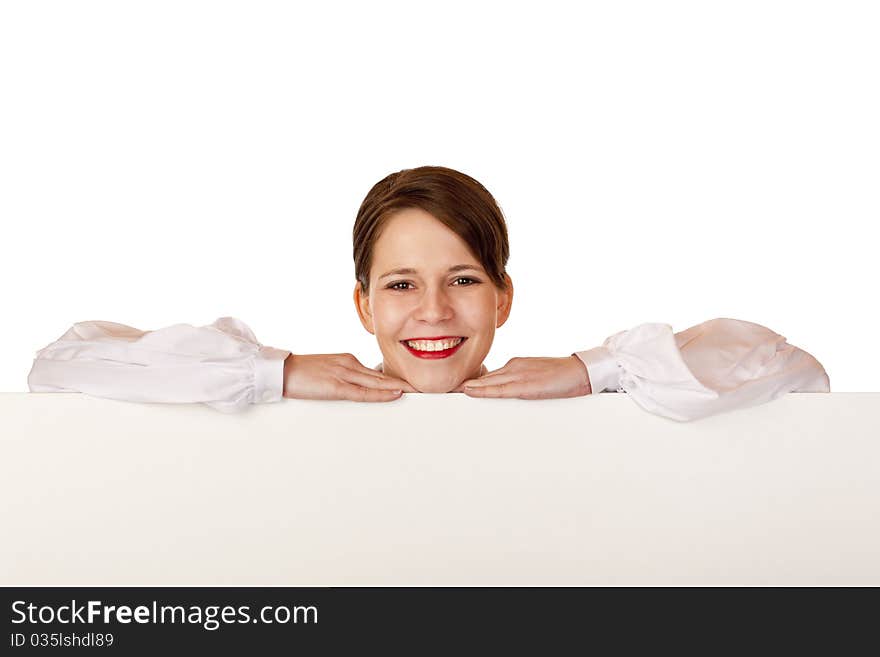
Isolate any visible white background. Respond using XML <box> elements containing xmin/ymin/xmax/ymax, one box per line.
<box><xmin>1</xmin><ymin>0</ymin><xmax>877</xmax><ymax>391</ymax></box>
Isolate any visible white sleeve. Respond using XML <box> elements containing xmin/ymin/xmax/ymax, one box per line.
<box><xmin>573</xmin><ymin>317</ymin><xmax>830</xmax><ymax>422</ymax></box>
<box><xmin>27</xmin><ymin>316</ymin><xmax>290</xmax><ymax>413</ymax></box>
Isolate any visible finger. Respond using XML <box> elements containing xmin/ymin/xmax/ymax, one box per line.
<box><xmin>341</xmin><ymin>362</ymin><xmax>418</xmax><ymax>392</ymax></box>
<box><xmin>354</xmin><ymin>370</ymin><xmax>417</xmax><ymax>393</ymax></box>
<box><xmin>463</xmin><ymin>380</ymin><xmax>538</xmax><ymax>398</ymax></box>
<box><xmin>340</xmin><ymin>368</ymin><xmax>414</xmax><ymax>392</ymax></box>
<box><xmin>384</xmin><ymin>380</ymin><xmax>417</xmax><ymax>393</ymax></box>
<box><xmin>458</xmin><ymin>371</ymin><xmax>522</xmax><ymax>388</ymax></box>
<box><xmin>395</xmin><ymin>380</ymin><xmax>418</xmax><ymax>393</ymax></box>
<box><xmin>455</xmin><ymin>359</ymin><xmax>529</xmax><ymax>389</ymax></box>
<box><xmin>344</xmin><ymin>359</ymin><xmax>394</xmax><ymax>380</ymax></box>
<box><xmin>338</xmin><ymin>383</ymin><xmax>404</xmax><ymax>402</ymax></box>
<box><xmin>372</xmin><ymin>374</ymin><xmax>417</xmax><ymax>393</ymax></box>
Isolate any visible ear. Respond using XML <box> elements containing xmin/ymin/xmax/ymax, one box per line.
<box><xmin>353</xmin><ymin>281</ymin><xmax>375</xmax><ymax>334</ymax></box>
<box><xmin>495</xmin><ymin>273</ymin><xmax>514</xmax><ymax>328</ymax></box>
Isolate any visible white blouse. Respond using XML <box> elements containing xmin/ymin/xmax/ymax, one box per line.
<box><xmin>27</xmin><ymin>317</ymin><xmax>290</xmax><ymax>414</ymax></box>
<box><xmin>27</xmin><ymin>316</ymin><xmax>829</xmax><ymax>421</ymax></box>
<box><xmin>574</xmin><ymin>318</ymin><xmax>829</xmax><ymax>421</ymax></box>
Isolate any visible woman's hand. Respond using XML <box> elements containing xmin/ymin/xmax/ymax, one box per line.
<box><xmin>456</xmin><ymin>356</ymin><xmax>592</xmax><ymax>399</ymax></box>
<box><xmin>283</xmin><ymin>353</ymin><xmax>416</xmax><ymax>402</ymax></box>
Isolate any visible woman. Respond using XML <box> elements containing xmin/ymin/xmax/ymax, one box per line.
<box><xmin>28</xmin><ymin>166</ymin><xmax>830</xmax><ymax>421</ymax></box>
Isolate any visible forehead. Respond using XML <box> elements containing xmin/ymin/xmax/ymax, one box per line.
<box><xmin>372</xmin><ymin>208</ymin><xmax>480</xmax><ymax>271</ymax></box>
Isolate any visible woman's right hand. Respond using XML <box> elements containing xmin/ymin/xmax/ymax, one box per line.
<box><xmin>282</xmin><ymin>353</ymin><xmax>415</xmax><ymax>402</ymax></box>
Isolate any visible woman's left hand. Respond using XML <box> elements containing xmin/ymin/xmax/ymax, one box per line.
<box><xmin>455</xmin><ymin>356</ymin><xmax>592</xmax><ymax>399</ymax></box>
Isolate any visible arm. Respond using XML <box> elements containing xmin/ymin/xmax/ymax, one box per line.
<box><xmin>461</xmin><ymin>317</ymin><xmax>829</xmax><ymax>422</ymax></box>
<box><xmin>28</xmin><ymin>317</ymin><xmax>413</xmax><ymax>412</ymax></box>
<box><xmin>27</xmin><ymin>317</ymin><xmax>290</xmax><ymax>413</ymax></box>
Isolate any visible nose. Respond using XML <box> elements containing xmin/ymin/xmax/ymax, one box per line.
<box><xmin>413</xmin><ymin>285</ymin><xmax>454</xmax><ymax>324</ymax></box>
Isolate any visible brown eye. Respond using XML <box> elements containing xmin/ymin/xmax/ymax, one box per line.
<box><xmin>453</xmin><ymin>277</ymin><xmax>479</xmax><ymax>286</ymax></box>
<box><xmin>387</xmin><ymin>281</ymin><xmax>413</xmax><ymax>290</ymax></box>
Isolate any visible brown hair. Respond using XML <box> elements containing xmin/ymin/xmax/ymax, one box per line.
<box><xmin>353</xmin><ymin>165</ymin><xmax>510</xmax><ymax>294</ymax></box>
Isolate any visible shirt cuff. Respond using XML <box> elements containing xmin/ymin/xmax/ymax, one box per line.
<box><xmin>254</xmin><ymin>346</ymin><xmax>290</xmax><ymax>404</ymax></box>
<box><xmin>573</xmin><ymin>347</ymin><xmax>621</xmax><ymax>394</ymax></box>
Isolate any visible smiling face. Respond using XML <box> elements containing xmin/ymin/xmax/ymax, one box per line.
<box><xmin>354</xmin><ymin>207</ymin><xmax>513</xmax><ymax>393</ymax></box>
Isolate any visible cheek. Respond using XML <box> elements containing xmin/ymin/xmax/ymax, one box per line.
<box><xmin>457</xmin><ymin>295</ymin><xmax>497</xmax><ymax>334</ymax></box>
<box><xmin>371</xmin><ymin>297</ymin><xmax>411</xmax><ymax>337</ymax></box>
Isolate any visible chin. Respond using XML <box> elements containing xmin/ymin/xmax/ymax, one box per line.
<box><xmin>407</xmin><ymin>373</ymin><xmax>464</xmax><ymax>394</ymax></box>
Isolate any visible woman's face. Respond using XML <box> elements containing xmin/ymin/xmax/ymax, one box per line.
<box><xmin>354</xmin><ymin>207</ymin><xmax>513</xmax><ymax>393</ymax></box>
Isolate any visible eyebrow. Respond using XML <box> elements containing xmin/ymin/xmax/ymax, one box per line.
<box><xmin>378</xmin><ymin>264</ymin><xmax>484</xmax><ymax>279</ymax></box>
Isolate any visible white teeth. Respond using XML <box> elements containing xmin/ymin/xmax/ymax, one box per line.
<box><xmin>405</xmin><ymin>337</ymin><xmax>463</xmax><ymax>352</ymax></box>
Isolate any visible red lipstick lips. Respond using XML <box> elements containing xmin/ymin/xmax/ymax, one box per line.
<box><xmin>401</xmin><ymin>337</ymin><xmax>466</xmax><ymax>359</ymax></box>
